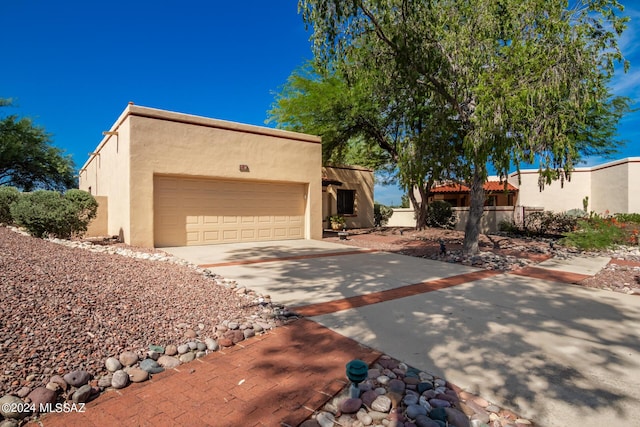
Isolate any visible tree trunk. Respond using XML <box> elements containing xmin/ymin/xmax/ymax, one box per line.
<box><xmin>463</xmin><ymin>167</ymin><xmax>485</xmax><ymax>255</ymax></box>
<box><xmin>409</xmin><ymin>183</ymin><xmax>429</xmax><ymax>230</ymax></box>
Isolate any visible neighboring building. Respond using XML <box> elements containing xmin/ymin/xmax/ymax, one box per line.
<box><xmin>392</xmin><ymin>157</ymin><xmax>640</xmax><ymax>232</ymax></box>
<box><xmin>429</xmin><ymin>181</ymin><xmax>518</xmax><ymax>207</ymax></box>
<box><xmin>322</xmin><ymin>166</ymin><xmax>375</xmax><ymax>229</ymax></box>
<box><xmin>508</xmin><ymin>157</ymin><xmax>640</xmax><ymax>214</ymax></box>
<box><xmin>80</xmin><ymin>104</ymin><xmax>327</xmax><ymax>248</ymax></box>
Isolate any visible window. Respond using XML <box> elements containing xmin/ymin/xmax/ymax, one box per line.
<box><xmin>337</xmin><ymin>189</ymin><xmax>355</xmax><ymax>215</ymax></box>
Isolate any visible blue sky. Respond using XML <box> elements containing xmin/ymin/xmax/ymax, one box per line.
<box><xmin>1</xmin><ymin>1</ymin><xmax>639</xmax><ymax>206</ymax></box>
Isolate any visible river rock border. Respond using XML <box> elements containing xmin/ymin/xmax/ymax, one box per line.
<box><xmin>0</xmin><ymin>228</ymin><xmax>300</xmax><ymax>426</ymax></box>
<box><xmin>303</xmin><ymin>355</ymin><xmax>534</xmax><ymax>427</ymax></box>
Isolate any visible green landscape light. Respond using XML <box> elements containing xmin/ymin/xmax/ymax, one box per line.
<box><xmin>346</xmin><ymin>359</ymin><xmax>368</xmax><ymax>398</ymax></box>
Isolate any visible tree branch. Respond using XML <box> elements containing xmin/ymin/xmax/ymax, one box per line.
<box><xmin>358</xmin><ymin>2</ymin><xmax>463</xmax><ymax>119</ymax></box>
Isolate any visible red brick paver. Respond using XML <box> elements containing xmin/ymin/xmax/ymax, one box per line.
<box><xmin>294</xmin><ymin>270</ymin><xmax>502</xmax><ymax>317</ymax></box>
<box><xmin>35</xmin><ymin>319</ymin><xmax>381</xmax><ymax>427</ymax></box>
<box><xmin>509</xmin><ymin>266</ymin><xmax>590</xmax><ymax>284</ymax></box>
<box><xmin>609</xmin><ymin>258</ymin><xmax>640</xmax><ymax>267</ymax></box>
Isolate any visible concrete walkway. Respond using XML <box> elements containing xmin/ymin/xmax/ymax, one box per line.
<box><xmin>38</xmin><ymin>242</ymin><xmax>640</xmax><ymax>427</ymax></box>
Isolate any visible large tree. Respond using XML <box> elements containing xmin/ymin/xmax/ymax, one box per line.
<box><xmin>298</xmin><ymin>0</ymin><xmax>631</xmax><ymax>254</ymax></box>
<box><xmin>269</xmin><ymin>62</ymin><xmax>464</xmax><ymax>229</ymax></box>
<box><xmin>0</xmin><ymin>100</ymin><xmax>76</xmax><ymax>191</ymax></box>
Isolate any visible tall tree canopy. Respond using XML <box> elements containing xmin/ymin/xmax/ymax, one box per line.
<box><xmin>294</xmin><ymin>0</ymin><xmax>631</xmax><ymax>254</ymax></box>
<box><xmin>0</xmin><ymin>99</ymin><xmax>76</xmax><ymax>191</ymax></box>
<box><xmin>269</xmin><ymin>61</ymin><xmax>465</xmax><ymax>228</ymax></box>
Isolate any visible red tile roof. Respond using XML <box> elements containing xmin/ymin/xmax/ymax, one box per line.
<box><xmin>431</xmin><ymin>181</ymin><xmax>517</xmax><ymax>193</ymax></box>
<box><xmin>431</xmin><ymin>183</ymin><xmax>470</xmax><ymax>193</ymax></box>
<box><xmin>483</xmin><ymin>181</ymin><xmax>518</xmax><ymax>192</ymax></box>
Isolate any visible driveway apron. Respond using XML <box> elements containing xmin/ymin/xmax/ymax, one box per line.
<box><xmin>202</xmin><ymin>242</ymin><xmax>640</xmax><ymax>427</ymax></box>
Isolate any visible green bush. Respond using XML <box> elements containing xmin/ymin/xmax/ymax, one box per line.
<box><xmin>64</xmin><ymin>189</ymin><xmax>98</xmax><ymax>234</ymax></box>
<box><xmin>0</xmin><ymin>186</ymin><xmax>21</xmax><ymax>224</ymax></box>
<box><xmin>561</xmin><ymin>216</ymin><xmax>626</xmax><ymax>250</ymax></box>
<box><xmin>614</xmin><ymin>213</ymin><xmax>640</xmax><ymax>224</ymax></box>
<box><xmin>10</xmin><ymin>190</ymin><xmax>97</xmax><ymax>238</ymax></box>
<box><xmin>426</xmin><ymin>201</ymin><xmax>457</xmax><ymax>229</ymax></box>
<box><xmin>498</xmin><ymin>219</ymin><xmax>520</xmax><ymax>233</ymax></box>
<box><xmin>374</xmin><ymin>202</ymin><xmax>393</xmax><ymax>227</ymax></box>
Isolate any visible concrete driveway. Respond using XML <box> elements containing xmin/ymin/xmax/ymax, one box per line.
<box><xmin>164</xmin><ymin>241</ymin><xmax>640</xmax><ymax>427</ymax></box>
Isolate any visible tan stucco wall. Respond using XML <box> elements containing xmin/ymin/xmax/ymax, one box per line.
<box><xmin>322</xmin><ymin>166</ymin><xmax>374</xmax><ymax>228</ymax></box>
<box><xmin>508</xmin><ymin>169</ymin><xmax>591</xmax><ymax>212</ymax></box>
<box><xmin>591</xmin><ymin>160</ymin><xmax>629</xmax><ymax>214</ymax></box>
<box><xmin>79</xmin><ymin>109</ymin><xmax>131</xmax><ymax>242</ymax></box>
<box><xmin>628</xmin><ymin>160</ymin><xmax>640</xmax><ymax>214</ymax></box>
<box><xmin>83</xmin><ymin>196</ymin><xmax>108</xmax><ymax>237</ymax></box>
<box><xmin>510</xmin><ymin>158</ymin><xmax>640</xmax><ymax>215</ymax></box>
<box><xmin>388</xmin><ymin>208</ymin><xmax>414</xmax><ymax>227</ymax></box>
<box><xmin>81</xmin><ymin>104</ymin><xmax>322</xmax><ymax>247</ymax></box>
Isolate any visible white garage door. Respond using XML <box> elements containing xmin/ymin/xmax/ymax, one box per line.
<box><xmin>154</xmin><ymin>176</ymin><xmax>306</xmax><ymax>247</ymax></box>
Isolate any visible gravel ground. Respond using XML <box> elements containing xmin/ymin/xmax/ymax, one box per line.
<box><xmin>0</xmin><ymin>226</ymin><xmax>280</xmax><ymax>399</ymax></box>
<box><xmin>2</xmin><ymin>224</ymin><xmax>638</xmax><ymax>426</ymax></box>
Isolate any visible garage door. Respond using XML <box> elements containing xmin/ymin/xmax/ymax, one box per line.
<box><xmin>154</xmin><ymin>176</ymin><xmax>306</xmax><ymax>247</ymax></box>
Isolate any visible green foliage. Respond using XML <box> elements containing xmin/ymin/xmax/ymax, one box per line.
<box><xmin>327</xmin><ymin>214</ymin><xmax>345</xmax><ymax>225</ymax></box>
<box><xmin>400</xmin><ymin>193</ymin><xmax>410</xmax><ymax>208</ymax></box>
<box><xmin>64</xmin><ymin>189</ymin><xmax>98</xmax><ymax>235</ymax></box>
<box><xmin>614</xmin><ymin>213</ymin><xmax>640</xmax><ymax>224</ymax></box>
<box><xmin>561</xmin><ymin>212</ymin><xmax>640</xmax><ymax>249</ymax></box>
<box><xmin>1</xmin><ymin>100</ymin><xmax>76</xmax><ymax>191</ymax></box>
<box><xmin>582</xmin><ymin>196</ymin><xmax>589</xmax><ymax>212</ymax></box>
<box><xmin>10</xmin><ymin>190</ymin><xmax>97</xmax><ymax>238</ymax></box>
<box><xmin>0</xmin><ymin>186</ymin><xmax>20</xmax><ymax>224</ymax></box>
<box><xmin>561</xmin><ymin>216</ymin><xmax>626</xmax><ymax>250</ymax></box>
<box><xmin>297</xmin><ymin>0</ymin><xmax>631</xmax><ymax>254</ymax></box>
<box><xmin>498</xmin><ymin>219</ymin><xmax>520</xmax><ymax>234</ymax></box>
<box><xmin>374</xmin><ymin>202</ymin><xmax>393</xmax><ymax>227</ymax></box>
<box><xmin>426</xmin><ymin>201</ymin><xmax>457</xmax><ymax>229</ymax></box>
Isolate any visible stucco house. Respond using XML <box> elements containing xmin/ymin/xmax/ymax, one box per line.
<box><xmin>508</xmin><ymin>157</ymin><xmax>640</xmax><ymax>214</ymax></box>
<box><xmin>390</xmin><ymin>157</ymin><xmax>640</xmax><ymax>232</ymax></box>
<box><xmin>80</xmin><ymin>104</ymin><xmax>373</xmax><ymax>248</ymax></box>
<box><xmin>322</xmin><ymin>165</ymin><xmax>374</xmax><ymax>229</ymax></box>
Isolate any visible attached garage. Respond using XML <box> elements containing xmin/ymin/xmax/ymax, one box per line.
<box><xmin>79</xmin><ymin>104</ymin><xmax>322</xmax><ymax>248</ymax></box>
<box><xmin>154</xmin><ymin>175</ymin><xmax>306</xmax><ymax>247</ymax></box>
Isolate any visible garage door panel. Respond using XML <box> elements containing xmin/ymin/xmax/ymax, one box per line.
<box><xmin>241</xmin><ymin>229</ymin><xmax>255</xmax><ymax>239</ymax></box>
<box><xmin>154</xmin><ymin>176</ymin><xmax>306</xmax><ymax>246</ymax></box>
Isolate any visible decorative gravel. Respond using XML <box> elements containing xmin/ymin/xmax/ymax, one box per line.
<box><xmin>0</xmin><ymin>226</ymin><xmax>285</xmax><ymax>400</ymax></box>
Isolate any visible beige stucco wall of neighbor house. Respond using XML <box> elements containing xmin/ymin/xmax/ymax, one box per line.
<box><xmin>628</xmin><ymin>160</ymin><xmax>640</xmax><ymax>214</ymax></box>
<box><xmin>591</xmin><ymin>160</ymin><xmax>628</xmax><ymax>214</ymax></box>
<box><xmin>322</xmin><ymin>166</ymin><xmax>375</xmax><ymax>228</ymax></box>
<box><xmin>510</xmin><ymin>158</ymin><xmax>640</xmax><ymax>215</ymax></box>
<box><xmin>81</xmin><ymin>104</ymin><xmax>322</xmax><ymax>248</ymax></box>
<box><xmin>388</xmin><ymin>208</ymin><xmax>414</xmax><ymax>227</ymax></box>
<box><xmin>508</xmin><ymin>169</ymin><xmax>592</xmax><ymax>212</ymax></box>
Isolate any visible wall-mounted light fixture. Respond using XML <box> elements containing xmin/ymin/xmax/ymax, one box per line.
<box><xmin>239</xmin><ymin>165</ymin><xmax>250</xmax><ymax>172</ymax></box>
